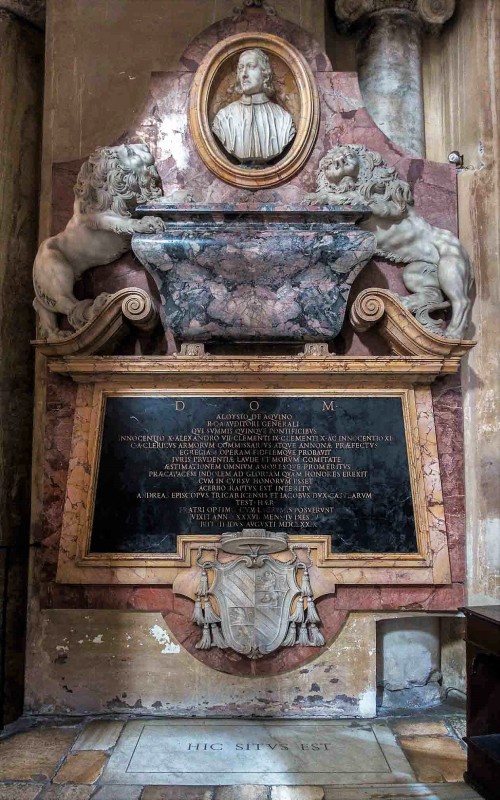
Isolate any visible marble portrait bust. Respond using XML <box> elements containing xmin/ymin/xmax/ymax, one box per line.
<box><xmin>211</xmin><ymin>48</ymin><xmax>296</xmax><ymax>165</ymax></box>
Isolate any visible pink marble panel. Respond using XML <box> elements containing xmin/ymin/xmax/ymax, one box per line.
<box><xmin>431</xmin><ymin>376</ymin><xmax>466</xmax><ymax>583</ymax></box>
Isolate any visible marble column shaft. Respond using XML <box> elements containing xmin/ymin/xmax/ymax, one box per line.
<box><xmin>356</xmin><ymin>9</ymin><xmax>425</xmax><ymax>155</ymax></box>
<box><xmin>334</xmin><ymin>1</ymin><xmax>456</xmax><ymax>156</ymax></box>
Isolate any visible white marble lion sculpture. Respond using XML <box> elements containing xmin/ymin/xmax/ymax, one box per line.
<box><xmin>33</xmin><ymin>143</ymin><xmax>165</xmax><ymax>339</ymax></box>
<box><xmin>304</xmin><ymin>144</ymin><xmax>473</xmax><ymax>339</ymax></box>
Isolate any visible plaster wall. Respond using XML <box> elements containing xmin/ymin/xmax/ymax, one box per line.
<box><xmin>39</xmin><ymin>0</ymin><xmax>325</xmax><ymax>238</ymax></box>
<box><xmin>423</xmin><ymin>0</ymin><xmax>500</xmax><ymax>604</ymax></box>
<box><xmin>25</xmin><ymin>609</ymin><xmax>453</xmax><ymax>718</ymax></box>
<box><xmin>25</xmin><ymin>610</ymin><xmax>376</xmax><ymax>717</ymax></box>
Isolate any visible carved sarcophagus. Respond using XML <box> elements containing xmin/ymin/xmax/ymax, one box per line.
<box><xmin>132</xmin><ymin>203</ymin><xmax>375</xmax><ymax>342</ymax></box>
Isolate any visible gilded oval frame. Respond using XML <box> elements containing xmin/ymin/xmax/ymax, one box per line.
<box><xmin>189</xmin><ymin>32</ymin><xmax>320</xmax><ymax>189</ymax></box>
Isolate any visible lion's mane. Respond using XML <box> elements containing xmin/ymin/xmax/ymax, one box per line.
<box><xmin>315</xmin><ymin>144</ymin><xmax>414</xmax><ymax>218</ymax></box>
<box><xmin>74</xmin><ymin>145</ymin><xmax>163</xmax><ymax>217</ymax></box>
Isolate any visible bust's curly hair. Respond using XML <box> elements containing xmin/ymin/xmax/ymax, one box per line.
<box><xmin>74</xmin><ymin>145</ymin><xmax>163</xmax><ymax>216</ymax></box>
<box><xmin>234</xmin><ymin>48</ymin><xmax>275</xmax><ymax>97</ymax></box>
<box><xmin>315</xmin><ymin>144</ymin><xmax>413</xmax><ymax>218</ymax></box>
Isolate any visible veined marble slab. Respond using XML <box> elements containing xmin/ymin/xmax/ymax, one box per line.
<box><xmin>103</xmin><ymin>720</ymin><xmax>415</xmax><ymax>786</ymax></box>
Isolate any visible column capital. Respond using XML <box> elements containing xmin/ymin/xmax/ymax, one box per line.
<box><xmin>334</xmin><ymin>0</ymin><xmax>455</xmax><ymax>31</ymax></box>
<box><xmin>0</xmin><ymin>0</ymin><xmax>45</xmax><ymax>29</ymax></box>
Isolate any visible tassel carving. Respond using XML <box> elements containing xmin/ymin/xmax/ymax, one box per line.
<box><xmin>195</xmin><ymin>623</ymin><xmax>212</xmax><ymax>650</ymax></box>
<box><xmin>298</xmin><ymin>622</ymin><xmax>310</xmax><ymax>646</ymax></box>
<box><xmin>282</xmin><ymin>621</ymin><xmax>297</xmax><ymax>647</ymax></box>
<box><xmin>192</xmin><ymin>597</ymin><xmax>205</xmax><ymax>626</ymax></box>
<box><xmin>204</xmin><ymin>597</ymin><xmax>221</xmax><ymax>624</ymax></box>
<box><xmin>211</xmin><ymin>624</ymin><xmax>228</xmax><ymax>649</ymax></box>
<box><xmin>289</xmin><ymin>596</ymin><xmax>304</xmax><ymax>624</ymax></box>
<box><xmin>286</xmin><ymin>562</ymin><xmax>325</xmax><ymax>650</ymax></box>
<box><xmin>305</xmin><ymin>597</ymin><xmax>321</xmax><ymax>624</ymax></box>
<box><xmin>308</xmin><ymin>623</ymin><xmax>325</xmax><ymax>647</ymax></box>
<box><xmin>197</xmin><ymin>570</ymin><xmax>209</xmax><ymax>597</ymax></box>
<box><xmin>301</xmin><ymin>567</ymin><xmax>312</xmax><ymax>598</ymax></box>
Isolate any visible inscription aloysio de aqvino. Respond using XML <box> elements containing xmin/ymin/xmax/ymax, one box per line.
<box><xmin>90</xmin><ymin>396</ymin><xmax>417</xmax><ymax>554</ymax></box>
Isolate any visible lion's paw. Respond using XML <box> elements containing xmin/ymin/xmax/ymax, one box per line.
<box><xmin>133</xmin><ymin>216</ymin><xmax>165</xmax><ymax>234</ymax></box>
<box><xmin>90</xmin><ymin>293</ymin><xmax>112</xmax><ymax>317</ymax></box>
<box><xmin>400</xmin><ymin>294</ymin><xmax>424</xmax><ymax>312</ymax></box>
<box><xmin>40</xmin><ymin>328</ymin><xmax>74</xmax><ymax>342</ymax></box>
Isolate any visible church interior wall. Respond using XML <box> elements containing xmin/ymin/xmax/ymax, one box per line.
<box><xmin>422</xmin><ymin>0</ymin><xmax>500</xmax><ymax>606</ymax></box>
<box><xmin>0</xmin><ymin>8</ymin><xmax>43</xmax><ymax>725</ymax></box>
<box><xmin>2</xmin><ymin>0</ymin><xmax>492</xmax><ymax>721</ymax></box>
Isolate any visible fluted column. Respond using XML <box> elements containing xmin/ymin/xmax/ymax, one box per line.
<box><xmin>334</xmin><ymin>0</ymin><xmax>455</xmax><ymax>155</ymax></box>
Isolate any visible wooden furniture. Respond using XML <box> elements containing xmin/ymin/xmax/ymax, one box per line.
<box><xmin>461</xmin><ymin>605</ymin><xmax>500</xmax><ymax>799</ymax></box>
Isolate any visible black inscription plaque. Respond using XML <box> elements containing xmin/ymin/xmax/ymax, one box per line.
<box><xmin>89</xmin><ymin>395</ymin><xmax>418</xmax><ymax>554</ymax></box>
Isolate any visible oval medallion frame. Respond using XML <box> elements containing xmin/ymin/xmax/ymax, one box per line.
<box><xmin>189</xmin><ymin>32</ymin><xmax>320</xmax><ymax>189</ymax></box>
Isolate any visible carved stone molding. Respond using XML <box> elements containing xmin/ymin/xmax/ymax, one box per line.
<box><xmin>32</xmin><ymin>288</ymin><xmax>158</xmax><ymax>357</ymax></box>
<box><xmin>54</xmin><ymin>379</ymin><xmax>451</xmax><ymax>586</ymax></box>
<box><xmin>350</xmin><ymin>288</ymin><xmax>476</xmax><ymax>358</ymax></box>
<box><xmin>179</xmin><ymin>343</ymin><xmax>206</xmax><ymax>358</ymax></box>
<box><xmin>417</xmin><ymin>0</ymin><xmax>455</xmax><ymax>26</ymax></box>
<box><xmin>189</xmin><ymin>32</ymin><xmax>320</xmax><ymax>189</ymax></box>
<box><xmin>232</xmin><ymin>0</ymin><xmax>277</xmax><ymax>20</ymax></box>
<box><xmin>48</xmin><ymin>354</ymin><xmax>463</xmax><ymax>384</ymax></box>
<box><xmin>334</xmin><ymin>0</ymin><xmax>455</xmax><ymax>30</ymax></box>
<box><xmin>302</xmin><ymin>343</ymin><xmax>330</xmax><ymax>356</ymax></box>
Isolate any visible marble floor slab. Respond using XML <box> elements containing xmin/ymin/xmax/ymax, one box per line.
<box><xmin>323</xmin><ymin>787</ymin><xmax>481</xmax><ymax>799</ymax></box>
<box><xmin>103</xmin><ymin>720</ymin><xmax>415</xmax><ymax>786</ymax></box>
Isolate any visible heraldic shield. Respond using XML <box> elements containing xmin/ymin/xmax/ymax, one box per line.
<box><xmin>211</xmin><ymin>556</ymin><xmax>299</xmax><ymax>657</ymax></box>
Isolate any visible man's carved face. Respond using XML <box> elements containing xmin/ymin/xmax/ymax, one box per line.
<box><xmin>237</xmin><ymin>51</ymin><xmax>265</xmax><ymax>96</ymax></box>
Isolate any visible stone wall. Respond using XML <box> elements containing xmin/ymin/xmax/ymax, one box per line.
<box><xmin>423</xmin><ymin>0</ymin><xmax>500</xmax><ymax>604</ymax></box>
<box><xmin>0</xmin><ymin>8</ymin><xmax>43</xmax><ymax>724</ymax></box>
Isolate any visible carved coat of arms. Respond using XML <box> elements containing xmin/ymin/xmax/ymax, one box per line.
<box><xmin>212</xmin><ymin>557</ymin><xmax>298</xmax><ymax>657</ymax></box>
<box><xmin>192</xmin><ymin>530</ymin><xmax>325</xmax><ymax>658</ymax></box>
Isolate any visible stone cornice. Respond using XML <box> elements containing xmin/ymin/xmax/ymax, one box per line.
<box><xmin>0</xmin><ymin>0</ymin><xmax>45</xmax><ymax>29</ymax></box>
<box><xmin>32</xmin><ymin>289</ymin><xmax>159</xmax><ymax>356</ymax></box>
<box><xmin>334</xmin><ymin>0</ymin><xmax>455</xmax><ymax>31</ymax></box>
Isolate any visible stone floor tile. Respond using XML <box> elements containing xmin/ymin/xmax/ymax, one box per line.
<box><xmin>323</xmin><ymin>785</ymin><xmax>482</xmax><ymax>799</ymax></box>
<box><xmin>72</xmin><ymin>721</ymin><xmax>124</xmax><ymax>752</ymax></box>
<box><xmin>391</xmin><ymin>719</ymin><xmax>451</xmax><ymax>736</ymax></box>
<box><xmin>92</xmin><ymin>786</ymin><xmax>143</xmax><ymax>799</ymax></box>
<box><xmin>40</xmin><ymin>787</ymin><xmax>94</xmax><ymax>799</ymax></box>
<box><xmin>52</xmin><ymin>751</ymin><xmax>108</xmax><ymax>785</ymax></box>
<box><xmin>0</xmin><ymin>728</ymin><xmax>77</xmax><ymax>781</ymax></box>
<box><xmin>270</xmin><ymin>789</ymin><xmax>324</xmax><ymax>800</ymax></box>
<box><xmin>0</xmin><ymin>783</ymin><xmax>44</xmax><ymax>800</ymax></box>
<box><xmin>103</xmin><ymin>719</ymin><xmax>398</xmax><ymax>785</ymax></box>
<box><xmin>398</xmin><ymin>734</ymin><xmax>467</xmax><ymax>782</ymax></box>
<box><xmin>214</xmin><ymin>788</ymin><xmax>268</xmax><ymax>800</ymax></box>
<box><xmin>141</xmin><ymin>789</ymin><xmax>214</xmax><ymax>800</ymax></box>
<box><xmin>448</xmin><ymin>718</ymin><xmax>467</xmax><ymax>741</ymax></box>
